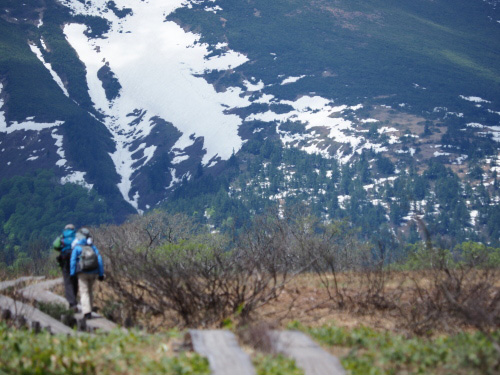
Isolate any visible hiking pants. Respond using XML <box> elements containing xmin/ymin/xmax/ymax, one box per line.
<box><xmin>61</xmin><ymin>256</ymin><xmax>78</xmax><ymax>307</ymax></box>
<box><xmin>78</xmin><ymin>273</ymin><xmax>97</xmax><ymax>315</ymax></box>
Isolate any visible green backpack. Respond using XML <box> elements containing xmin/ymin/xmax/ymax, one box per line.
<box><xmin>79</xmin><ymin>245</ymin><xmax>99</xmax><ymax>271</ymax></box>
<box><xmin>53</xmin><ymin>236</ymin><xmax>63</xmax><ymax>251</ymax></box>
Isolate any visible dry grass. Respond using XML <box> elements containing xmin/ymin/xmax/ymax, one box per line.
<box><xmin>85</xmin><ymin>270</ymin><xmax>499</xmax><ymax>337</ymax></box>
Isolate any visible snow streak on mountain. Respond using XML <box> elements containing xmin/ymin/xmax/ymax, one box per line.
<box><xmin>60</xmin><ymin>0</ymin><xmax>251</xmax><ymax>209</ymax></box>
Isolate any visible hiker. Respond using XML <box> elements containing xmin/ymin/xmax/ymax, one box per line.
<box><xmin>53</xmin><ymin>224</ymin><xmax>78</xmax><ymax>310</ymax></box>
<box><xmin>70</xmin><ymin>228</ymin><xmax>104</xmax><ymax>319</ymax></box>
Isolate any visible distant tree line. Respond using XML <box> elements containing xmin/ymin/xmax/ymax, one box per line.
<box><xmin>0</xmin><ymin>170</ymin><xmax>111</xmax><ymax>273</ymax></box>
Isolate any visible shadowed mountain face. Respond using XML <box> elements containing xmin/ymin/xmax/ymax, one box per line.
<box><xmin>0</xmin><ymin>0</ymin><xmax>499</xmax><ymax>242</ymax></box>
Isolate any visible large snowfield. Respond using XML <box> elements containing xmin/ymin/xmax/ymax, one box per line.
<box><xmin>58</xmin><ymin>0</ymin><xmax>375</xmax><ymax>207</ymax></box>
<box><xmin>1</xmin><ymin>0</ymin><xmax>492</xmax><ymax>210</ymax></box>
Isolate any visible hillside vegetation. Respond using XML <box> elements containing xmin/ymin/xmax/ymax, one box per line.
<box><xmin>0</xmin><ymin>170</ymin><xmax>112</xmax><ymax>273</ymax></box>
<box><xmin>1</xmin><ymin>210</ymin><xmax>499</xmax><ymax>374</ymax></box>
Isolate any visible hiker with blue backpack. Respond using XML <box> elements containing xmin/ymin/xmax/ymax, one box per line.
<box><xmin>53</xmin><ymin>224</ymin><xmax>78</xmax><ymax>310</ymax></box>
<box><xmin>70</xmin><ymin>227</ymin><xmax>105</xmax><ymax>320</ymax></box>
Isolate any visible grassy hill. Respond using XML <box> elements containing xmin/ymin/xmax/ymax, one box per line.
<box><xmin>170</xmin><ymin>0</ymin><xmax>500</xmax><ymax>112</ymax></box>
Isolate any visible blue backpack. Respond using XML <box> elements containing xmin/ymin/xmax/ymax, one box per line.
<box><xmin>61</xmin><ymin>229</ymin><xmax>76</xmax><ymax>254</ymax></box>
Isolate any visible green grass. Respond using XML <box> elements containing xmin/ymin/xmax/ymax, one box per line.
<box><xmin>0</xmin><ymin>323</ymin><xmax>210</xmax><ymax>375</ymax></box>
<box><xmin>253</xmin><ymin>354</ymin><xmax>304</xmax><ymax>375</ymax></box>
<box><xmin>37</xmin><ymin>301</ymin><xmax>74</xmax><ymax>321</ymax></box>
<box><xmin>289</xmin><ymin>322</ymin><xmax>500</xmax><ymax>375</ymax></box>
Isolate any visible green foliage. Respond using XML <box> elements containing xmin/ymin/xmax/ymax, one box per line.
<box><xmin>290</xmin><ymin>322</ymin><xmax>500</xmax><ymax>375</ymax></box>
<box><xmin>253</xmin><ymin>354</ymin><xmax>304</xmax><ymax>375</ymax></box>
<box><xmin>0</xmin><ymin>323</ymin><xmax>210</xmax><ymax>375</ymax></box>
<box><xmin>454</xmin><ymin>241</ymin><xmax>500</xmax><ymax>268</ymax></box>
<box><xmin>396</xmin><ymin>241</ymin><xmax>500</xmax><ymax>270</ymax></box>
<box><xmin>401</xmin><ymin>243</ymin><xmax>454</xmax><ymax>270</ymax></box>
<box><xmin>375</xmin><ymin>156</ymin><xmax>395</xmax><ymax>176</ymax></box>
<box><xmin>0</xmin><ymin>19</ymin><xmax>75</xmax><ymax>122</ymax></box>
<box><xmin>150</xmin><ymin>235</ymin><xmax>231</xmax><ymax>264</ymax></box>
<box><xmin>37</xmin><ymin>301</ymin><xmax>74</xmax><ymax>321</ymax></box>
<box><xmin>97</xmin><ymin>64</ymin><xmax>122</xmax><ymax>101</ymax></box>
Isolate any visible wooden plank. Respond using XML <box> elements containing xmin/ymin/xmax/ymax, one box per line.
<box><xmin>19</xmin><ymin>278</ymin><xmax>68</xmax><ymax>306</ymax></box>
<box><xmin>189</xmin><ymin>330</ymin><xmax>256</xmax><ymax>375</ymax></box>
<box><xmin>0</xmin><ymin>276</ymin><xmax>45</xmax><ymax>292</ymax></box>
<box><xmin>74</xmin><ymin>312</ymin><xmax>118</xmax><ymax>332</ymax></box>
<box><xmin>20</xmin><ymin>277</ymin><xmax>119</xmax><ymax>332</ymax></box>
<box><xmin>270</xmin><ymin>330</ymin><xmax>346</xmax><ymax>375</ymax></box>
<box><xmin>0</xmin><ymin>295</ymin><xmax>76</xmax><ymax>335</ymax></box>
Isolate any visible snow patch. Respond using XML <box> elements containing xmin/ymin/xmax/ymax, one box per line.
<box><xmin>470</xmin><ymin>210</ymin><xmax>479</xmax><ymax>226</ymax></box>
<box><xmin>204</xmin><ymin>5</ymin><xmax>222</xmax><ymax>13</ymax></box>
<box><xmin>51</xmin><ymin>129</ymin><xmax>67</xmax><ymax>167</ymax></box>
<box><xmin>246</xmin><ymin>96</ymin><xmax>366</xmax><ymax>160</ymax></box>
<box><xmin>337</xmin><ymin>195</ymin><xmax>350</xmax><ymax>209</ymax></box>
<box><xmin>172</xmin><ymin>154</ymin><xmax>190</xmax><ymax>164</ymax></box>
<box><xmin>61</xmin><ymin>171</ymin><xmax>94</xmax><ymax>190</ymax></box>
<box><xmin>378</xmin><ymin>126</ymin><xmax>398</xmax><ymax>134</ymax></box>
<box><xmin>243</xmin><ymin>79</ymin><xmax>265</xmax><ymax>91</ymax></box>
<box><xmin>446</xmin><ymin>112</ymin><xmax>464</xmax><ymax>118</ymax></box>
<box><xmin>281</xmin><ymin>75</ymin><xmax>306</xmax><ymax>85</ymax></box>
<box><xmin>413</xmin><ymin>83</ymin><xmax>426</xmax><ymax>90</ymax></box>
<box><xmin>454</xmin><ymin>155</ymin><xmax>468</xmax><ymax>165</ymax></box>
<box><xmin>434</xmin><ymin>151</ymin><xmax>451</xmax><ymax>157</ymax></box>
<box><xmin>459</xmin><ymin>95</ymin><xmax>491</xmax><ymax>103</ymax></box>
<box><xmin>489</xmin><ymin>126</ymin><xmax>500</xmax><ymax>142</ymax></box>
<box><xmin>467</xmin><ymin>122</ymin><xmax>485</xmax><ymax>128</ymax></box>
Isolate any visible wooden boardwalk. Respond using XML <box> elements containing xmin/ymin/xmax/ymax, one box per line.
<box><xmin>189</xmin><ymin>329</ymin><xmax>256</xmax><ymax>375</ymax></box>
<box><xmin>270</xmin><ymin>330</ymin><xmax>346</xmax><ymax>375</ymax></box>
<box><xmin>19</xmin><ymin>277</ymin><xmax>118</xmax><ymax>332</ymax></box>
<box><xmin>74</xmin><ymin>311</ymin><xmax>118</xmax><ymax>332</ymax></box>
<box><xmin>0</xmin><ymin>276</ymin><xmax>45</xmax><ymax>292</ymax></box>
<box><xmin>0</xmin><ymin>294</ymin><xmax>76</xmax><ymax>335</ymax></box>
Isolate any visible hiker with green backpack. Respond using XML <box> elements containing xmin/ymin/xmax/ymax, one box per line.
<box><xmin>70</xmin><ymin>228</ymin><xmax>104</xmax><ymax>320</ymax></box>
<box><xmin>53</xmin><ymin>224</ymin><xmax>78</xmax><ymax>310</ymax></box>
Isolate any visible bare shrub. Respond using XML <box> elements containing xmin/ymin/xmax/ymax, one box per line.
<box><xmin>238</xmin><ymin>321</ymin><xmax>277</xmax><ymax>353</ymax></box>
<box><xmin>289</xmin><ymin>216</ymin><xmax>396</xmax><ymax>312</ymax></box>
<box><xmin>395</xmin><ymin>232</ymin><xmax>500</xmax><ymax>360</ymax></box>
<box><xmin>353</xmin><ymin>243</ymin><xmax>402</xmax><ymax>313</ymax></box>
<box><xmin>93</xmin><ymin>211</ymin><xmax>300</xmax><ymax>328</ymax></box>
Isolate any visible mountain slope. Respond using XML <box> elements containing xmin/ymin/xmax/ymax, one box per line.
<box><xmin>0</xmin><ymin>0</ymin><xmax>498</xmax><ymax>244</ymax></box>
